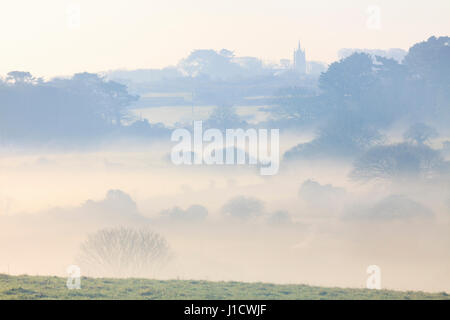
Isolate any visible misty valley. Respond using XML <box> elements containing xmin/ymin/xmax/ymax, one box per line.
<box><xmin>1</xmin><ymin>33</ymin><xmax>450</xmax><ymax>299</ymax></box>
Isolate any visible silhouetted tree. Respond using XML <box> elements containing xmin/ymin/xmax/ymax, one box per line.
<box><xmin>77</xmin><ymin>227</ymin><xmax>170</xmax><ymax>278</ymax></box>
<box><xmin>6</xmin><ymin>71</ymin><xmax>36</xmax><ymax>84</ymax></box>
<box><xmin>350</xmin><ymin>143</ymin><xmax>444</xmax><ymax>182</ymax></box>
<box><xmin>221</xmin><ymin>196</ymin><xmax>264</xmax><ymax>220</ymax></box>
<box><xmin>319</xmin><ymin>53</ymin><xmax>376</xmax><ymax>100</ymax></box>
<box><xmin>404</xmin><ymin>36</ymin><xmax>450</xmax><ymax>86</ymax></box>
<box><xmin>284</xmin><ymin>113</ymin><xmax>384</xmax><ymax>160</ymax></box>
<box><xmin>204</xmin><ymin>104</ymin><xmax>247</xmax><ymax>130</ymax></box>
<box><xmin>403</xmin><ymin>36</ymin><xmax>450</xmax><ymax>122</ymax></box>
<box><xmin>0</xmin><ymin>72</ymin><xmax>139</xmax><ymax>145</ymax></box>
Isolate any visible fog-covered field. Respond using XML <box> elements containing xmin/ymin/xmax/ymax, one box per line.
<box><xmin>1</xmin><ymin>28</ymin><xmax>450</xmax><ymax>295</ymax></box>
<box><xmin>1</xmin><ymin>123</ymin><xmax>449</xmax><ymax>292</ymax></box>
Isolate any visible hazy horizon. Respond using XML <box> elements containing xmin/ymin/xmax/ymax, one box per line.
<box><xmin>1</xmin><ymin>0</ymin><xmax>449</xmax><ymax>78</ymax></box>
<box><xmin>1</xmin><ymin>1</ymin><xmax>450</xmax><ymax>299</ymax></box>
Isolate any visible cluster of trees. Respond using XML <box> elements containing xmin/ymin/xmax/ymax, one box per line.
<box><xmin>1</xmin><ymin>36</ymin><xmax>448</xmax><ymax>173</ymax></box>
<box><xmin>350</xmin><ymin>141</ymin><xmax>444</xmax><ymax>182</ymax></box>
<box><xmin>108</xmin><ymin>49</ymin><xmax>320</xmax><ymax>107</ymax></box>
<box><xmin>282</xmin><ymin>36</ymin><xmax>450</xmax><ymax>181</ymax></box>
<box><xmin>278</xmin><ymin>36</ymin><xmax>450</xmax><ymax>130</ymax></box>
<box><xmin>0</xmin><ymin>72</ymin><xmax>168</xmax><ymax>146</ymax></box>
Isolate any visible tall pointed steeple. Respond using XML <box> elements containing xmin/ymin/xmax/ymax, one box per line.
<box><xmin>293</xmin><ymin>40</ymin><xmax>306</xmax><ymax>74</ymax></box>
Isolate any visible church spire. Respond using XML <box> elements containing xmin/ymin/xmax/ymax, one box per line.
<box><xmin>293</xmin><ymin>40</ymin><xmax>306</xmax><ymax>74</ymax></box>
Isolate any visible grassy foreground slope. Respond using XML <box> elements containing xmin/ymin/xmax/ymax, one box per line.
<box><xmin>0</xmin><ymin>274</ymin><xmax>448</xmax><ymax>300</ymax></box>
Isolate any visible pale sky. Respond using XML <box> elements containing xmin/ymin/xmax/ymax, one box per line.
<box><xmin>0</xmin><ymin>0</ymin><xmax>448</xmax><ymax>78</ymax></box>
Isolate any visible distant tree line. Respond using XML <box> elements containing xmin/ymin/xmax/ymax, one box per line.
<box><xmin>0</xmin><ymin>72</ymin><xmax>169</xmax><ymax>147</ymax></box>
<box><xmin>282</xmin><ymin>36</ymin><xmax>450</xmax><ymax>160</ymax></box>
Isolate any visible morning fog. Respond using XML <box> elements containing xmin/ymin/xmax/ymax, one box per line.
<box><xmin>170</xmin><ymin>121</ymin><xmax>280</xmax><ymax>175</ymax></box>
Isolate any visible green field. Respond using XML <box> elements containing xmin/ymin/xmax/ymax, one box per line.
<box><xmin>0</xmin><ymin>274</ymin><xmax>448</xmax><ymax>300</ymax></box>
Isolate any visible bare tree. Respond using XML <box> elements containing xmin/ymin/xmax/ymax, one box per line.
<box><xmin>77</xmin><ymin>227</ymin><xmax>171</xmax><ymax>278</ymax></box>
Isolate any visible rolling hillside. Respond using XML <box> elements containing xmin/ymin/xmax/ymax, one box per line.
<box><xmin>0</xmin><ymin>274</ymin><xmax>448</xmax><ymax>300</ymax></box>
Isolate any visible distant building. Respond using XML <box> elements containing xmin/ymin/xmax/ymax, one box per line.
<box><xmin>293</xmin><ymin>41</ymin><xmax>306</xmax><ymax>74</ymax></box>
<box><xmin>278</xmin><ymin>42</ymin><xmax>327</xmax><ymax>75</ymax></box>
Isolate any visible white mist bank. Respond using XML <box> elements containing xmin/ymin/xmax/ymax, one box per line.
<box><xmin>0</xmin><ymin>139</ymin><xmax>449</xmax><ymax>292</ymax></box>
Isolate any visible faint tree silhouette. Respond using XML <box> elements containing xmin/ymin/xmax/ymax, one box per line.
<box><xmin>77</xmin><ymin>227</ymin><xmax>171</xmax><ymax>278</ymax></box>
<box><xmin>403</xmin><ymin>123</ymin><xmax>438</xmax><ymax>145</ymax></box>
<box><xmin>350</xmin><ymin>143</ymin><xmax>444</xmax><ymax>182</ymax></box>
